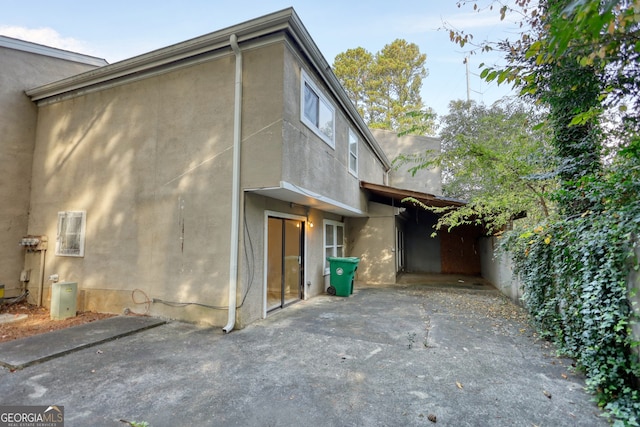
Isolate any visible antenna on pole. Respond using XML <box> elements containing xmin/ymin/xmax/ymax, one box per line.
<box><xmin>465</xmin><ymin>56</ymin><xmax>471</xmax><ymax>102</ymax></box>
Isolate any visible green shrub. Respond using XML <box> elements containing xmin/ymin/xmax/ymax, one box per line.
<box><xmin>503</xmin><ymin>208</ymin><xmax>640</xmax><ymax>425</ymax></box>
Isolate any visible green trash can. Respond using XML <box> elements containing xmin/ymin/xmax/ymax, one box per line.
<box><xmin>326</xmin><ymin>257</ymin><xmax>360</xmax><ymax>297</ymax></box>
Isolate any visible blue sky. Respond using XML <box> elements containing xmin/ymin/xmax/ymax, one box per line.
<box><xmin>1</xmin><ymin>0</ymin><xmax>521</xmax><ymax>119</ymax></box>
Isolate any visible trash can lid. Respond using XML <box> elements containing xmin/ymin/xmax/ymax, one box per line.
<box><xmin>326</xmin><ymin>257</ymin><xmax>360</xmax><ymax>263</ymax></box>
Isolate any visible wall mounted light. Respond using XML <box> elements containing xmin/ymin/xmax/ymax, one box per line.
<box><xmin>305</xmin><ymin>207</ymin><xmax>313</xmax><ymax>228</ymax></box>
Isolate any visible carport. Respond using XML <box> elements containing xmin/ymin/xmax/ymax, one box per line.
<box><xmin>359</xmin><ymin>181</ymin><xmax>486</xmax><ymax>277</ymax></box>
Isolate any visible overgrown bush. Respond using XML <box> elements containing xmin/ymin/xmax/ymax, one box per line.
<box><xmin>502</xmin><ymin>150</ymin><xmax>640</xmax><ymax>425</ymax></box>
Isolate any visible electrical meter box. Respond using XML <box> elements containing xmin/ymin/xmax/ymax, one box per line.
<box><xmin>50</xmin><ymin>282</ymin><xmax>77</xmax><ymax>320</ymax></box>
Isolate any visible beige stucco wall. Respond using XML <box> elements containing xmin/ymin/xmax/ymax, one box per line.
<box><xmin>372</xmin><ymin>129</ymin><xmax>441</xmax><ymax>195</ymax></box>
<box><xmin>235</xmin><ymin>41</ymin><xmax>389</xmax><ymax>326</ymax></box>
<box><xmin>0</xmin><ymin>46</ymin><xmax>100</xmax><ymax>297</ymax></box>
<box><xmin>23</xmin><ymin>30</ymin><xmax>390</xmax><ymax>327</ymax></box>
<box><xmin>234</xmin><ymin>40</ymin><xmax>390</xmax><ymax>326</ymax></box>
<box><xmin>347</xmin><ymin>202</ymin><xmax>396</xmax><ymax>285</ymax></box>
<box><xmin>241</xmin><ymin>43</ymin><xmax>285</xmax><ymax>189</ymax></box>
<box><xmin>28</xmin><ymin>55</ymin><xmax>237</xmax><ymax>325</ymax></box>
<box><xmin>282</xmin><ymin>47</ymin><xmax>386</xmax><ymax>215</ymax></box>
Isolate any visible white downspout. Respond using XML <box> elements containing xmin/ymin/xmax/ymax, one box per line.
<box><xmin>223</xmin><ymin>34</ymin><xmax>242</xmax><ymax>333</ymax></box>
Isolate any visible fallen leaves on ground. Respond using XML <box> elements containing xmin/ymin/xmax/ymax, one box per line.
<box><xmin>0</xmin><ymin>303</ymin><xmax>115</xmax><ymax>343</ymax></box>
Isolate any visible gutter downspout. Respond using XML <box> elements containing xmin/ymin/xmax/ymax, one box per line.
<box><xmin>223</xmin><ymin>34</ymin><xmax>243</xmax><ymax>333</ymax></box>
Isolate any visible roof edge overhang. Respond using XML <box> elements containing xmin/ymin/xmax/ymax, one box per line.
<box><xmin>0</xmin><ymin>35</ymin><xmax>107</xmax><ymax>67</ymax></box>
<box><xmin>247</xmin><ymin>181</ymin><xmax>367</xmax><ymax>217</ymax></box>
<box><xmin>25</xmin><ymin>8</ymin><xmax>297</xmax><ymax>101</ymax></box>
<box><xmin>360</xmin><ymin>181</ymin><xmax>466</xmax><ymax>209</ymax></box>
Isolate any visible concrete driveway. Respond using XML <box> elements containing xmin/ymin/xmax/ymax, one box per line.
<box><xmin>0</xmin><ymin>280</ymin><xmax>606</xmax><ymax>426</ymax></box>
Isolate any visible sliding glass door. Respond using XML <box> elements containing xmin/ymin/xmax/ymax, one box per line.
<box><xmin>267</xmin><ymin>217</ymin><xmax>303</xmax><ymax>312</ymax></box>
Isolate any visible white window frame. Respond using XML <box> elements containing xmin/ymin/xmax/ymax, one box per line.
<box><xmin>323</xmin><ymin>219</ymin><xmax>345</xmax><ymax>274</ymax></box>
<box><xmin>300</xmin><ymin>69</ymin><xmax>335</xmax><ymax>148</ymax></box>
<box><xmin>348</xmin><ymin>128</ymin><xmax>359</xmax><ymax>176</ymax></box>
<box><xmin>55</xmin><ymin>210</ymin><xmax>87</xmax><ymax>257</ymax></box>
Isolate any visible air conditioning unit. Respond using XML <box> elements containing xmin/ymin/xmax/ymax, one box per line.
<box><xmin>50</xmin><ymin>282</ymin><xmax>77</xmax><ymax>320</ymax></box>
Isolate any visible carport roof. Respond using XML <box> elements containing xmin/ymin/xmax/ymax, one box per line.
<box><xmin>360</xmin><ymin>181</ymin><xmax>466</xmax><ymax>208</ymax></box>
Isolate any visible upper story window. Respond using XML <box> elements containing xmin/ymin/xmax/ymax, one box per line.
<box><xmin>301</xmin><ymin>69</ymin><xmax>335</xmax><ymax>148</ymax></box>
<box><xmin>348</xmin><ymin>128</ymin><xmax>359</xmax><ymax>176</ymax></box>
<box><xmin>56</xmin><ymin>211</ymin><xmax>86</xmax><ymax>257</ymax></box>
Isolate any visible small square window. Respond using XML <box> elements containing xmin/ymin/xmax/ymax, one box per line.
<box><xmin>56</xmin><ymin>211</ymin><xmax>86</xmax><ymax>257</ymax></box>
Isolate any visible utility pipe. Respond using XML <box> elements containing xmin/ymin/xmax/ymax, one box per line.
<box><xmin>36</xmin><ymin>237</ymin><xmax>49</xmax><ymax>306</ymax></box>
<box><xmin>223</xmin><ymin>34</ymin><xmax>243</xmax><ymax>333</ymax></box>
<box><xmin>38</xmin><ymin>249</ymin><xmax>46</xmax><ymax>306</ymax></box>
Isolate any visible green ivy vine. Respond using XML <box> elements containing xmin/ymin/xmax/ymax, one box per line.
<box><xmin>502</xmin><ymin>177</ymin><xmax>640</xmax><ymax>425</ymax></box>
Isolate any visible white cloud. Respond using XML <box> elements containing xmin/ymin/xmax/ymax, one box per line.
<box><xmin>0</xmin><ymin>25</ymin><xmax>95</xmax><ymax>55</ymax></box>
<box><xmin>398</xmin><ymin>9</ymin><xmax>521</xmax><ymax>34</ymax></box>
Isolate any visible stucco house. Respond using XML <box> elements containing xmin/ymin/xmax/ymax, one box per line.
<box><xmin>0</xmin><ymin>35</ymin><xmax>107</xmax><ymax>306</ymax></box>
<box><xmin>1</xmin><ymin>8</ymin><xmax>486</xmax><ymax>330</ymax></box>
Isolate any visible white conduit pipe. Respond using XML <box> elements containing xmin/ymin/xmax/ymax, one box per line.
<box><xmin>223</xmin><ymin>34</ymin><xmax>243</xmax><ymax>333</ymax></box>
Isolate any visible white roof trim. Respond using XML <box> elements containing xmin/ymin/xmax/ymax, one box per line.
<box><xmin>0</xmin><ymin>35</ymin><xmax>107</xmax><ymax>67</ymax></box>
<box><xmin>247</xmin><ymin>181</ymin><xmax>367</xmax><ymax>217</ymax></box>
<box><xmin>25</xmin><ymin>9</ymin><xmax>295</xmax><ymax>102</ymax></box>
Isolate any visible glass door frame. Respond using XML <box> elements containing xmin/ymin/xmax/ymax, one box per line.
<box><xmin>263</xmin><ymin>210</ymin><xmax>307</xmax><ymax>319</ymax></box>
<box><xmin>396</xmin><ymin>225</ymin><xmax>405</xmax><ymax>273</ymax></box>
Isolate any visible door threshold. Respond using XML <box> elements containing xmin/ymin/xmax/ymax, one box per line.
<box><xmin>266</xmin><ymin>298</ymin><xmax>301</xmax><ymax>314</ymax></box>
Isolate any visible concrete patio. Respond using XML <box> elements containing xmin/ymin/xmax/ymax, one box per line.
<box><xmin>0</xmin><ymin>280</ymin><xmax>606</xmax><ymax>426</ymax></box>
